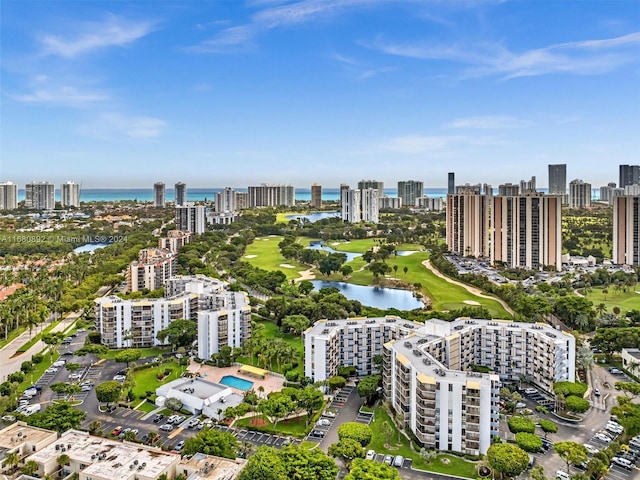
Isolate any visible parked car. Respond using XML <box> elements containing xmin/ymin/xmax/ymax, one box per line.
<box><xmin>384</xmin><ymin>455</ymin><xmax>393</xmax><ymax>466</ymax></box>
<box><xmin>595</xmin><ymin>432</ymin><xmax>612</xmax><ymax>443</ymax></box>
<box><xmin>584</xmin><ymin>444</ymin><xmax>599</xmax><ymax>455</ymax></box>
<box><xmin>113</xmin><ymin>375</ymin><xmax>126</xmax><ymax>381</ymax></box>
<box><xmin>606</xmin><ymin>423</ymin><xmax>624</xmax><ymax>435</ymax></box>
<box><xmin>1</xmin><ymin>415</ymin><xmax>16</xmax><ymax>423</ymax></box>
<box><xmin>609</xmin><ymin>367</ymin><xmax>622</xmax><ymax>374</ymax></box>
<box><xmin>541</xmin><ymin>439</ymin><xmax>553</xmax><ymax>451</ymax></box>
<box><xmin>524</xmin><ymin>388</ymin><xmax>538</xmax><ymax>395</ymax></box>
<box><xmin>612</xmin><ymin>457</ymin><xmax>634</xmax><ymax>470</ymax></box>
<box><xmin>310</xmin><ymin>430</ymin><xmax>325</xmax><ymax>438</ymax></box>
<box><xmin>45</xmin><ymin>367</ymin><xmax>58</xmax><ymax>374</ymax></box>
<box><xmin>69</xmin><ymin>373</ymin><xmax>82</xmax><ymax>380</ymax></box>
<box><xmin>187</xmin><ymin>418</ymin><xmax>200</xmax><ymax>428</ymax></box>
<box><xmin>316</xmin><ymin>419</ymin><xmax>331</xmax><ymax>427</ymax></box>
<box><xmin>366</xmin><ymin>450</ymin><xmax>376</xmax><ymax>460</ymax></box>
<box><xmin>174</xmin><ymin>415</ymin><xmax>185</xmax><ymax>424</ymax></box>
<box><xmin>159</xmin><ymin>424</ymin><xmax>174</xmax><ymax>432</ymax></box>
<box><xmin>515</xmin><ymin>402</ymin><xmax>527</xmax><ymax>409</ymax></box>
<box><xmin>111</xmin><ymin>426</ymin><xmax>123</xmax><ymax>436</ymax></box>
<box><xmin>175</xmin><ymin>440</ymin><xmax>185</xmax><ymax>451</ymax></box>
<box><xmin>556</xmin><ymin>471</ymin><xmax>570</xmax><ymax>480</ymax></box>
<box><xmin>153</xmin><ymin>414</ymin><xmax>165</xmax><ymax>423</ymax></box>
<box><xmin>394</xmin><ymin>455</ymin><xmax>404</xmax><ymax>467</ymax></box>
<box><xmin>594</xmin><ymin>388</ymin><xmax>601</xmax><ymax>396</ymax></box>
<box><xmin>322</xmin><ymin>411</ymin><xmax>337</xmax><ymax>418</ymax></box>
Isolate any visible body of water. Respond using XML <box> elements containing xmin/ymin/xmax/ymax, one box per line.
<box><xmin>219</xmin><ymin>375</ymin><xmax>254</xmax><ymax>391</ymax></box>
<box><xmin>73</xmin><ymin>243</ymin><xmax>110</xmax><ymax>254</ymax></box>
<box><xmin>285</xmin><ymin>211</ymin><xmax>340</xmax><ymax>223</ymax></box>
<box><xmin>395</xmin><ymin>250</ymin><xmax>421</xmax><ymax>256</ymax></box>
<box><xmin>307</xmin><ymin>243</ymin><xmax>362</xmax><ymax>262</ymax></box>
<box><xmin>311</xmin><ymin>280</ymin><xmax>424</xmax><ymax>310</ymax></box>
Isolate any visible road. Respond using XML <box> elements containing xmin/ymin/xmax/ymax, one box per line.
<box><xmin>0</xmin><ymin>311</ymin><xmax>82</xmax><ymax>381</ymax></box>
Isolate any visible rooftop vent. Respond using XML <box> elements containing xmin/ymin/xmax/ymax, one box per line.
<box><xmin>413</xmin><ymin>349</ymin><xmax>423</xmax><ymax>357</ymax></box>
<box><xmin>422</xmin><ymin>358</ymin><xmax>432</xmax><ymax>365</ymax></box>
<box><xmin>404</xmin><ymin>341</ymin><xmax>412</xmax><ymax>348</ymax></box>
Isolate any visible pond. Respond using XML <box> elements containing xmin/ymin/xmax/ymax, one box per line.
<box><xmin>285</xmin><ymin>211</ymin><xmax>340</xmax><ymax>223</ymax></box>
<box><xmin>310</xmin><ymin>280</ymin><xmax>424</xmax><ymax>310</ymax></box>
<box><xmin>395</xmin><ymin>250</ymin><xmax>421</xmax><ymax>256</ymax></box>
<box><xmin>73</xmin><ymin>243</ymin><xmax>110</xmax><ymax>254</ymax></box>
<box><xmin>306</xmin><ymin>242</ymin><xmax>362</xmax><ymax>263</ymax></box>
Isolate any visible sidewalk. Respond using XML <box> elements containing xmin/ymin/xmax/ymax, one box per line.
<box><xmin>0</xmin><ymin>311</ymin><xmax>82</xmax><ymax>381</ymax></box>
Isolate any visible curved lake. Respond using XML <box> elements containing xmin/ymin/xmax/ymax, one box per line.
<box><xmin>306</xmin><ymin>243</ymin><xmax>362</xmax><ymax>262</ymax></box>
<box><xmin>311</xmin><ymin>280</ymin><xmax>424</xmax><ymax>310</ymax></box>
<box><xmin>285</xmin><ymin>211</ymin><xmax>340</xmax><ymax>223</ymax></box>
<box><xmin>73</xmin><ymin>243</ymin><xmax>110</xmax><ymax>254</ymax></box>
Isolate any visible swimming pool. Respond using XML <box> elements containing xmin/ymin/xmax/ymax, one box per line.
<box><xmin>219</xmin><ymin>375</ymin><xmax>254</xmax><ymax>391</ymax></box>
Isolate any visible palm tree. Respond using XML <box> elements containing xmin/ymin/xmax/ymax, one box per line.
<box><xmin>4</xmin><ymin>451</ymin><xmax>19</xmax><ymax>473</ymax></box>
<box><xmin>403</xmin><ymin>266</ymin><xmax>408</xmax><ymax>277</ymax></box>
<box><xmin>381</xmin><ymin>421</ymin><xmax>393</xmax><ymax>447</ymax></box>
<box><xmin>258</xmin><ymin>385</ymin><xmax>265</xmax><ymax>399</ymax></box>
<box><xmin>146</xmin><ymin>432</ymin><xmax>160</xmax><ymax>445</ymax></box>
<box><xmin>596</xmin><ymin>303</ymin><xmax>607</xmax><ymax>317</ymax></box>
<box><xmin>22</xmin><ymin>460</ymin><xmax>39</xmax><ymax>476</ymax></box>
<box><xmin>88</xmin><ymin>420</ymin><xmax>102</xmax><ymax>435</ymax></box>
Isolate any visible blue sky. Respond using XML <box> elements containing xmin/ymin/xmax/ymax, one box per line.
<box><xmin>1</xmin><ymin>0</ymin><xmax>639</xmax><ymax>189</ymax></box>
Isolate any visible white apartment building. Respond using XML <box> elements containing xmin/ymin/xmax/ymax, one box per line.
<box><xmin>569</xmin><ymin>179</ymin><xmax>591</xmax><ymax>208</ymax></box>
<box><xmin>158</xmin><ymin>230</ymin><xmax>192</xmax><ymax>254</ymax></box>
<box><xmin>175</xmin><ymin>204</ymin><xmax>206</xmax><ymax>234</ymax></box>
<box><xmin>207</xmin><ymin>211</ymin><xmax>239</xmax><ymax>225</ymax></box>
<box><xmin>340</xmin><ymin>187</ymin><xmax>379</xmax><ymax>223</ymax></box>
<box><xmin>305</xmin><ymin>316</ymin><xmax>575</xmax><ymax>454</ymax></box>
<box><xmin>415</xmin><ymin>196</ymin><xmax>443</xmax><ymax>211</ymax></box>
<box><xmin>0</xmin><ymin>181</ymin><xmax>18</xmax><ymax>210</ymax></box>
<box><xmin>248</xmin><ymin>184</ymin><xmax>295</xmax><ymax>207</ymax></box>
<box><xmin>23</xmin><ymin>429</ymin><xmax>246</xmax><ymax>480</ymax></box>
<box><xmin>127</xmin><ymin>248</ymin><xmax>176</xmax><ymax>293</ymax></box>
<box><xmin>25</xmin><ymin>182</ymin><xmax>55</xmax><ymax>210</ymax></box>
<box><xmin>95</xmin><ymin>276</ymin><xmax>250</xmax><ymax>350</ymax></box>
<box><xmin>621</xmin><ymin>348</ymin><xmax>640</xmax><ymax>377</ymax></box>
<box><xmin>61</xmin><ymin>181</ymin><xmax>81</xmax><ymax>207</ymax></box>
<box><xmin>379</xmin><ymin>196</ymin><xmax>402</xmax><ymax>210</ymax></box>
<box><xmin>613</xmin><ymin>195</ymin><xmax>640</xmax><ymax>266</ymax></box>
<box><xmin>357</xmin><ymin>180</ymin><xmax>384</xmax><ymax>198</ymax></box>
<box><xmin>492</xmin><ymin>193</ymin><xmax>562</xmax><ymax>271</ymax></box>
<box><xmin>215</xmin><ymin>187</ymin><xmax>237</xmax><ymax>213</ymax></box>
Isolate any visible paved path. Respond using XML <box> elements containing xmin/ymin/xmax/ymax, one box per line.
<box><xmin>421</xmin><ymin>260</ymin><xmax>516</xmax><ymax>317</ymax></box>
<box><xmin>0</xmin><ymin>311</ymin><xmax>82</xmax><ymax>381</ymax></box>
<box><xmin>319</xmin><ymin>388</ymin><xmax>363</xmax><ymax>452</ymax></box>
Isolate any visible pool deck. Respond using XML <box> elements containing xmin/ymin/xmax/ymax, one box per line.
<box><xmin>187</xmin><ymin>363</ymin><xmax>284</xmax><ymax>396</ymax></box>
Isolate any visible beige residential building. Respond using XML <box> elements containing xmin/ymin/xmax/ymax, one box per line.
<box><xmin>569</xmin><ymin>179</ymin><xmax>591</xmax><ymax>208</ymax></box>
<box><xmin>446</xmin><ymin>188</ymin><xmax>491</xmax><ymax>258</ymax></box>
<box><xmin>492</xmin><ymin>193</ymin><xmax>562</xmax><ymax>271</ymax></box>
<box><xmin>127</xmin><ymin>248</ymin><xmax>176</xmax><ymax>293</ymax></box>
<box><xmin>248</xmin><ymin>184</ymin><xmax>294</xmax><ymax>207</ymax></box>
<box><xmin>0</xmin><ymin>181</ymin><xmax>18</xmax><ymax>210</ymax></box>
<box><xmin>310</xmin><ymin>183</ymin><xmax>322</xmax><ymax>208</ymax></box>
<box><xmin>158</xmin><ymin>230</ymin><xmax>193</xmax><ymax>254</ymax></box>
<box><xmin>0</xmin><ymin>422</ymin><xmax>58</xmax><ymax>474</ymax></box>
<box><xmin>613</xmin><ymin>196</ymin><xmax>640</xmax><ymax>266</ymax></box>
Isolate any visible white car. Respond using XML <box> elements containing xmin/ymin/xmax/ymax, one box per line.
<box><xmin>316</xmin><ymin>419</ymin><xmax>331</xmax><ymax>427</ymax></box>
<box><xmin>159</xmin><ymin>424</ymin><xmax>174</xmax><ymax>432</ymax></box>
<box><xmin>366</xmin><ymin>450</ymin><xmax>376</xmax><ymax>460</ymax></box>
<box><xmin>524</xmin><ymin>388</ymin><xmax>538</xmax><ymax>395</ymax></box>
<box><xmin>69</xmin><ymin>373</ymin><xmax>82</xmax><ymax>380</ymax></box>
<box><xmin>556</xmin><ymin>471</ymin><xmax>570</xmax><ymax>480</ymax></box>
<box><xmin>606</xmin><ymin>423</ymin><xmax>623</xmax><ymax>435</ymax></box>
<box><xmin>584</xmin><ymin>444</ymin><xmax>599</xmax><ymax>455</ymax></box>
<box><xmin>113</xmin><ymin>375</ymin><xmax>126</xmax><ymax>381</ymax></box>
<box><xmin>45</xmin><ymin>367</ymin><xmax>58</xmax><ymax>374</ymax></box>
<box><xmin>594</xmin><ymin>432</ymin><xmax>612</xmax><ymax>443</ymax></box>
<box><xmin>53</xmin><ymin>360</ymin><xmax>66</xmax><ymax>367</ymax></box>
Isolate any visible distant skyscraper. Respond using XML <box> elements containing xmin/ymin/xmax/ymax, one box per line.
<box><xmin>519</xmin><ymin>176</ymin><xmax>536</xmax><ymax>194</ymax></box>
<box><xmin>619</xmin><ymin>164</ymin><xmax>640</xmax><ymax>188</ymax></box>
<box><xmin>310</xmin><ymin>183</ymin><xmax>322</xmax><ymax>208</ymax></box>
<box><xmin>448</xmin><ymin>173</ymin><xmax>455</xmax><ymax>195</ymax></box>
<box><xmin>357</xmin><ymin>180</ymin><xmax>384</xmax><ymax>198</ymax></box>
<box><xmin>248</xmin><ymin>184</ymin><xmax>294</xmax><ymax>207</ymax></box>
<box><xmin>235</xmin><ymin>192</ymin><xmax>249</xmax><ymax>210</ymax></box>
<box><xmin>492</xmin><ymin>193</ymin><xmax>562</xmax><ymax>271</ymax></box>
<box><xmin>215</xmin><ymin>187</ymin><xmax>236</xmax><ymax>213</ymax></box>
<box><xmin>175</xmin><ymin>204</ymin><xmax>206</xmax><ymax>234</ymax></box>
<box><xmin>548</xmin><ymin>164</ymin><xmax>567</xmax><ymax>196</ymax></box>
<box><xmin>25</xmin><ymin>182</ymin><xmax>55</xmax><ymax>210</ymax></box>
<box><xmin>60</xmin><ymin>181</ymin><xmax>80</xmax><ymax>208</ymax></box>
<box><xmin>397</xmin><ymin>180</ymin><xmax>423</xmax><ymax>207</ymax></box>
<box><xmin>154</xmin><ymin>182</ymin><xmax>166</xmax><ymax>207</ymax></box>
<box><xmin>498</xmin><ymin>183</ymin><xmax>520</xmax><ymax>196</ymax></box>
<box><xmin>361</xmin><ymin>188</ymin><xmax>379</xmax><ymax>223</ymax></box>
<box><xmin>174</xmin><ymin>182</ymin><xmax>187</xmax><ymax>206</ymax></box>
<box><xmin>0</xmin><ymin>181</ymin><xmax>18</xmax><ymax>210</ymax></box>
<box><xmin>341</xmin><ymin>188</ymin><xmax>379</xmax><ymax>223</ymax></box>
<box><xmin>613</xmin><ymin>195</ymin><xmax>640</xmax><ymax>266</ymax></box>
<box><xmin>446</xmin><ymin>188</ymin><xmax>491</xmax><ymax>258</ymax></box>
<box><xmin>339</xmin><ymin>184</ymin><xmax>350</xmax><ymax>206</ymax></box>
<box><xmin>569</xmin><ymin>179</ymin><xmax>591</xmax><ymax>208</ymax></box>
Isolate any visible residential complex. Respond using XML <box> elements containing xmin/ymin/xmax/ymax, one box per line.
<box><xmin>175</xmin><ymin>204</ymin><xmax>206</xmax><ymax>234</ymax></box>
<box><xmin>569</xmin><ymin>179</ymin><xmax>591</xmax><ymax>208</ymax></box>
<box><xmin>621</xmin><ymin>348</ymin><xmax>640</xmax><ymax>378</ymax></box>
<box><xmin>600</xmin><ymin>182</ymin><xmax>624</xmax><ymax>204</ymax></box>
<box><xmin>158</xmin><ymin>230</ymin><xmax>192</xmax><ymax>254</ymax></box>
<box><xmin>311</xmin><ymin>183</ymin><xmax>322</xmax><ymax>208</ymax></box>
<box><xmin>379</xmin><ymin>196</ymin><xmax>402</xmax><ymax>210</ymax></box>
<box><xmin>95</xmin><ymin>275</ymin><xmax>250</xmax><ymax>351</ymax></box>
<box><xmin>397</xmin><ymin>180</ymin><xmax>423</xmax><ymax>207</ymax></box>
<box><xmin>548</xmin><ymin>164</ymin><xmax>567</xmax><ymax>196</ymax></box>
<box><xmin>248</xmin><ymin>184</ymin><xmax>294</xmax><ymax>207</ymax></box>
<box><xmin>498</xmin><ymin>183</ymin><xmax>520</xmax><ymax>196</ymax></box>
<box><xmin>60</xmin><ymin>181</ymin><xmax>81</xmax><ymax>207</ymax></box>
<box><xmin>446</xmin><ymin>187</ymin><xmax>492</xmax><ymax>258</ymax></box>
<box><xmin>519</xmin><ymin>175</ymin><xmax>536</xmax><ymax>194</ymax></box>
<box><xmin>127</xmin><ymin>248</ymin><xmax>177</xmax><ymax>292</ymax></box>
<box><xmin>415</xmin><ymin>196</ymin><xmax>443</xmax><ymax>212</ymax></box>
<box><xmin>357</xmin><ymin>179</ymin><xmax>384</xmax><ymax>199</ymax></box>
<box><xmin>613</xmin><ymin>195</ymin><xmax>640</xmax><ymax>266</ymax></box>
<box><xmin>21</xmin><ymin>428</ymin><xmax>246</xmax><ymax>480</ymax></box>
<box><xmin>25</xmin><ymin>182</ymin><xmax>55</xmax><ymax>210</ymax></box>
<box><xmin>340</xmin><ymin>187</ymin><xmax>379</xmax><ymax>223</ymax></box>
<box><xmin>215</xmin><ymin>187</ymin><xmax>237</xmax><ymax>213</ymax></box>
<box><xmin>0</xmin><ymin>181</ymin><xmax>18</xmax><ymax>210</ymax></box>
<box><xmin>0</xmin><ymin>422</ymin><xmax>58</xmax><ymax>475</ymax></box>
<box><xmin>304</xmin><ymin>316</ymin><xmax>575</xmax><ymax>455</ymax></box>
<box><xmin>492</xmin><ymin>193</ymin><xmax>562</xmax><ymax>271</ymax></box>
<box><xmin>174</xmin><ymin>182</ymin><xmax>187</xmax><ymax>206</ymax></box>
<box><xmin>154</xmin><ymin>182</ymin><xmax>166</xmax><ymax>207</ymax></box>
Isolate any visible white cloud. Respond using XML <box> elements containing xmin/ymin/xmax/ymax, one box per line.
<box><xmin>371</xmin><ymin>31</ymin><xmax>640</xmax><ymax>79</ymax></box>
<box><xmin>7</xmin><ymin>85</ymin><xmax>108</xmax><ymax>107</ymax></box>
<box><xmin>77</xmin><ymin>112</ymin><xmax>166</xmax><ymax>140</ymax></box>
<box><xmin>446</xmin><ymin>115</ymin><xmax>529</xmax><ymax>129</ymax></box>
<box><xmin>38</xmin><ymin>14</ymin><xmax>156</xmax><ymax>58</ymax></box>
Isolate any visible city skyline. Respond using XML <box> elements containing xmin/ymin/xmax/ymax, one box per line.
<box><xmin>2</xmin><ymin>1</ymin><xmax>639</xmax><ymax>187</ymax></box>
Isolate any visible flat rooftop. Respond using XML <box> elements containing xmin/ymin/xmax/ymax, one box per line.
<box><xmin>162</xmin><ymin>377</ymin><xmax>230</xmax><ymax>400</ymax></box>
<box><xmin>625</xmin><ymin>348</ymin><xmax>640</xmax><ymax>360</ymax></box>
<box><xmin>305</xmin><ymin>316</ymin><xmax>423</xmax><ymax>338</ymax></box>
<box><xmin>180</xmin><ymin>452</ymin><xmax>246</xmax><ymax>480</ymax></box>
<box><xmin>0</xmin><ymin>422</ymin><xmax>56</xmax><ymax>454</ymax></box>
<box><xmin>28</xmin><ymin>430</ymin><xmax>179</xmax><ymax>480</ymax></box>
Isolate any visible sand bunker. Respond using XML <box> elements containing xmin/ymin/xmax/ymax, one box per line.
<box><xmin>279</xmin><ymin>264</ymin><xmax>296</xmax><ymax>268</ymax></box>
<box><xmin>245</xmin><ymin>254</ymin><xmax>258</xmax><ymax>258</ymax></box>
<box><xmin>463</xmin><ymin>300</ymin><xmax>481</xmax><ymax>306</ymax></box>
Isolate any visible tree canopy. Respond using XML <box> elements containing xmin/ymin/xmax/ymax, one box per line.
<box><xmin>182</xmin><ymin>428</ymin><xmax>238</xmax><ymax>458</ymax></box>
<box><xmin>95</xmin><ymin>381</ymin><xmax>122</xmax><ymax>406</ymax></box>
<box><xmin>238</xmin><ymin>445</ymin><xmax>338</xmax><ymax>480</ymax></box>
<box><xmin>156</xmin><ymin>319</ymin><xmax>197</xmax><ymax>349</ymax></box>
<box><xmin>27</xmin><ymin>403</ymin><xmax>86</xmax><ymax>433</ymax></box>
<box><xmin>344</xmin><ymin>459</ymin><xmax>401</xmax><ymax>480</ymax></box>
<box><xmin>486</xmin><ymin>443</ymin><xmax>530</xmax><ymax>480</ymax></box>
<box><xmin>337</xmin><ymin>422</ymin><xmax>373</xmax><ymax>447</ymax></box>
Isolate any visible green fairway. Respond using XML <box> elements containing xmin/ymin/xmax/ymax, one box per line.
<box><xmin>583</xmin><ymin>287</ymin><xmax>640</xmax><ymax>312</ymax></box>
<box><xmin>244</xmin><ymin>236</ymin><xmax>310</xmax><ymax>280</ymax></box>
<box><xmin>329</xmin><ymin>239</ymin><xmax>378</xmax><ymax>253</ymax></box>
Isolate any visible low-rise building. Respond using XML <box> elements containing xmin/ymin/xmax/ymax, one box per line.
<box><xmin>177</xmin><ymin>452</ymin><xmax>246</xmax><ymax>480</ymax></box>
<box><xmin>621</xmin><ymin>348</ymin><xmax>640</xmax><ymax>377</ymax></box>
<box><xmin>156</xmin><ymin>377</ymin><xmax>242</xmax><ymax>416</ymax></box>
<box><xmin>0</xmin><ymin>422</ymin><xmax>58</xmax><ymax>474</ymax></box>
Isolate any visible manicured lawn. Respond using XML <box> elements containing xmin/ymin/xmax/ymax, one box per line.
<box><xmin>368</xmin><ymin>407</ymin><xmax>478</xmax><ymax>478</ymax></box>
<box><xmin>236</xmin><ymin>319</ymin><xmax>304</xmax><ymax>375</ymax></box>
<box><xmin>99</xmin><ymin>347</ymin><xmax>169</xmax><ymax>360</ymax></box>
<box><xmin>395</xmin><ymin>243</ymin><xmax>425</xmax><ymax>251</ymax></box>
<box><xmin>330</xmin><ymin>239</ymin><xmax>378</xmax><ymax>253</ymax></box>
<box><xmin>244</xmin><ymin>236</ymin><xmax>309</xmax><ymax>280</ymax></box>
<box><xmin>136</xmin><ymin>400</ymin><xmax>158</xmax><ymax>413</ymax></box>
<box><xmin>235</xmin><ymin>413</ymin><xmax>311</xmax><ymax>437</ymax></box>
<box><xmin>130</xmin><ymin>361</ymin><xmax>184</xmax><ymax>399</ymax></box>
<box><xmin>0</xmin><ymin>325</ymin><xmax>27</xmax><ymax>350</ymax></box>
<box><xmin>583</xmin><ymin>287</ymin><xmax>640</xmax><ymax>312</ymax></box>
<box><xmin>16</xmin><ymin>319</ymin><xmax>64</xmax><ymax>353</ymax></box>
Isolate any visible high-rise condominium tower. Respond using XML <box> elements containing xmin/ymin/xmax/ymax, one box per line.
<box><xmin>397</xmin><ymin>180</ymin><xmax>424</xmax><ymax>207</ymax></box>
<box><xmin>0</xmin><ymin>182</ymin><xmax>18</xmax><ymax>210</ymax></box>
<box><xmin>448</xmin><ymin>172</ymin><xmax>455</xmax><ymax>195</ymax></box>
<box><xmin>341</xmin><ymin>187</ymin><xmax>379</xmax><ymax>223</ymax></box>
<box><xmin>175</xmin><ymin>204</ymin><xmax>206</xmax><ymax>234</ymax></box>
<box><xmin>310</xmin><ymin>183</ymin><xmax>322</xmax><ymax>208</ymax></box>
<box><xmin>613</xmin><ymin>195</ymin><xmax>640</xmax><ymax>266</ymax></box>
<box><xmin>248</xmin><ymin>184</ymin><xmax>295</xmax><ymax>207</ymax></box>
<box><xmin>154</xmin><ymin>182</ymin><xmax>166</xmax><ymax>207</ymax></box>
<box><xmin>619</xmin><ymin>165</ymin><xmax>640</xmax><ymax>188</ymax></box>
<box><xmin>174</xmin><ymin>182</ymin><xmax>187</xmax><ymax>206</ymax></box>
<box><xmin>446</xmin><ymin>186</ymin><xmax>491</xmax><ymax>258</ymax></box>
<box><xmin>61</xmin><ymin>181</ymin><xmax>80</xmax><ymax>207</ymax></box>
<box><xmin>357</xmin><ymin>180</ymin><xmax>384</xmax><ymax>198</ymax></box>
<box><xmin>569</xmin><ymin>179</ymin><xmax>591</xmax><ymax>208</ymax></box>
<box><xmin>548</xmin><ymin>164</ymin><xmax>567</xmax><ymax>196</ymax></box>
<box><xmin>25</xmin><ymin>182</ymin><xmax>55</xmax><ymax>210</ymax></box>
<box><xmin>215</xmin><ymin>187</ymin><xmax>236</xmax><ymax>213</ymax></box>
